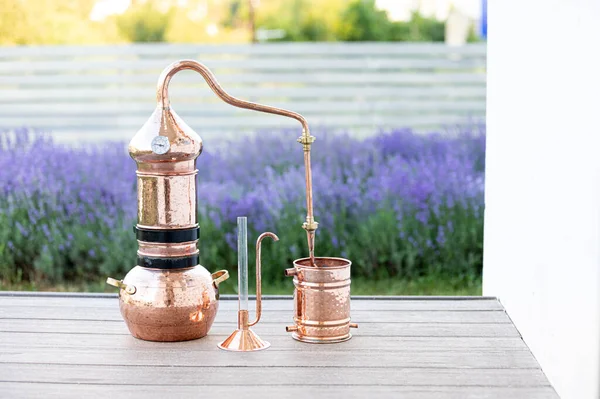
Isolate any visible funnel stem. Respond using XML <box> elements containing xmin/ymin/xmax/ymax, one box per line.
<box><xmin>237</xmin><ymin>217</ymin><xmax>248</xmax><ymax>312</ymax></box>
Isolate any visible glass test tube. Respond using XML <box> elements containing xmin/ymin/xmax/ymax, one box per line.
<box><xmin>237</xmin><ymin>216</ymin><xmax>248</xmax><ymax>311</ymax></box>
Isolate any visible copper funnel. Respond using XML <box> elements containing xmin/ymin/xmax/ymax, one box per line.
<box><xmin>218</xmin><ymin>310</ymin><xmax>271</xmax><ymax>352</ymax></box>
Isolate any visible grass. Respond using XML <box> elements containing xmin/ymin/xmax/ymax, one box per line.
<box><xmin>0</xmin><ymin>275</ymin><xmax>481</xmax><ymax>296</ymax></box>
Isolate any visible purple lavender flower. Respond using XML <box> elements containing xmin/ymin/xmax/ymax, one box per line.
<box><xmin>0</xmin><ymin>126</ymin><xmax>485</xmax><ymax>284</ymax></box>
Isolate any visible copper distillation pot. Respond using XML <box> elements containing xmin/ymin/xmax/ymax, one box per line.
<box><xmin>107</xmin><ymin>59</ymin><xmax>356</xmax><ymax>343</ymax></box>
<box><xmin>105</xmin><ymin>61</ymin><xmax>236</xmax><ymax>342</ymax></box>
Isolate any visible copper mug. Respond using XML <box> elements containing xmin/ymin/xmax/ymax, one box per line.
<box><xmin>285</xmin><ymin>257</ymin><xmax>358</xmax><ymax>343</ymax></box>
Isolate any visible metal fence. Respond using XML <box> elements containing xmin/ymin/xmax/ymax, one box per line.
<box><xmin>0</xmin><ymin>43</ymin><xmax>486</xmax><ymax>141</ymax></box>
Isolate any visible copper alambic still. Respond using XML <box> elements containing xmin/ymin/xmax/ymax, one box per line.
<box><xmin>107</xmin><ymin>59</ymin><xmax>356</xmax><ymax>343</ymax></box>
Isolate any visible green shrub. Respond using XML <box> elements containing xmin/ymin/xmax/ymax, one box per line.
<box><xmin>116</xmin><ymin>1</ymin><xmax>171</xmax><ymax>42</ymax></box>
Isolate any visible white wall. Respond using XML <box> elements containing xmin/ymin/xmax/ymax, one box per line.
<box><xmin>483</xmin><ymin>1</ymin><xmax>600</xmax><ymax>398</ymax></box>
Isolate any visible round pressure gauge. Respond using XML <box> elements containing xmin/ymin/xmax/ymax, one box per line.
<box><xmin>151</xmin><ymin>136</ymin><xmax>170</xmax><ymax>155</ymax></box>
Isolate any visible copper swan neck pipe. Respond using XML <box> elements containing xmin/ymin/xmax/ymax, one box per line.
<box><xmin>249</xmin><ymin>231</ymin><xmax>279</xmax><ymax>327</ymax></box>
<box><xmin>156</xmin><ymin>60</ymin><xmax>318</xmax><ymax>266</ymax></box>
<box><xmin>157</xmin><ymin>60</ymin><xmax>309</xmax><ymax>133</ymax></box>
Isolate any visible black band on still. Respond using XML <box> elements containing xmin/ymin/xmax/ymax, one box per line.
<box><xmin>137</xmin><ymin>254</ymin><xmax>199</xmax><ymax>269</ymax></box>
<box><xmin>134</xmin><ymin>225</ymin><xmax>199</xmax><ymax>243</ymax></box>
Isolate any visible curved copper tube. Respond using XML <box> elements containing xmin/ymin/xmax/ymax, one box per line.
<box><xmin>249</xmin><ymin>232</ymin><xmax>279</xmax><ymax>327</ymax></box>
<box><xmin>157</xmin><ymin>60</ymin><xmax>309</xmax><ymax>133</ymax></box>
<box><xmin>156</xmin><ymin>60</ymin><xmax>317</xmax><ymax>266</ymax></box>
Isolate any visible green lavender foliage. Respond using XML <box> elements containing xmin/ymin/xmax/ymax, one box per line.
<box><xmin>0</xmin><ymin>127</ymin><xmax>485</xmax><ymax>286</ymax></box>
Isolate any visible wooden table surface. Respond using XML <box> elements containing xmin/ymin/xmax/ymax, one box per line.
<box><xmin>0</xmin><ymin>293</ymin><xmax>558</xmax><ymax>399</ymax></box>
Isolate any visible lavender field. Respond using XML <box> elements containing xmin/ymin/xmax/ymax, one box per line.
<box><xmin>0</xmin><ymin>127</ymin><xmax>485</xmax><ymax>293</ymax></box>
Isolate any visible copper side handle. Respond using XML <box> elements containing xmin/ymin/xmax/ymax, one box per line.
<box><xmin>106</xmin><ymin>278</ymin><xmax>136</xmax><ymax>295</ymax></box>
<box><xmin>248</xmin><ymin>232</ymin><xmax>279</xmax><ymax>327</ymax></box>
<box><xmin>157</xmin><ymin>60</ymin><xmax>317</xmax><ymax>267</ymax></box>
<box><xmin>211</xmin><ymin>270</ymin><xmax>230</xmax><ymax>289</ymax></box>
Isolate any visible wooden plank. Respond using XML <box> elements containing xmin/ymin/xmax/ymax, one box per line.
<box><xmin>0</xmin><ymin>43</ymin><xmax>485</xmax><ymax>141</ymax></box>
<box><xmin>0</xmin><ymin>114</ymin><xmax>483</xmax><ymax>130</ymax></box>
<box><xmin>0</xmin><ymin>297</ymin><xmax>504</xmax><ymax>311</ymax></box>
<box><xmin>0</xmin><ymin>383</ymin><xmax>561</xmax><ymax>399</ymax></box>
<box><xmin>2</xmin><ymin>100</ymin><xmax>486</xmax><ymax>116</ymax></box>
<box><xmin>2</xmin><ymin>110</ymin><xmax>481</xmax><ymax>123</ymax></box>
<box><xmin>0</xmin><ymin>72</ymin><xmax>485</xmax><ymax>86</ymax></box>
<box><xmin>0</xmin><ymin>332</ymin><xmax>530</xmax><ymax>352</ymax></box>
<box><xmin>0</xmin><ymin>293</ymin><xmax>494</xmax><ymax>299</ymax></box>
<box><xmin>0</xmin><ymin>346</ymin><xmax>539</xmax><ymax>369</ymax></box>
<box><xmin>0</xmin><ymin>363</ymin><xmax>550</xmax><ymax>387</ymax></box>
<box><xmin>0</xmin><ymin>43</ymin><xmax>488</xmax><ymax>57</ymax></box>
<box><xmin>0</xmin><ymin>307</ymin><xmax>510</xmax><ymax>323</ymax></box>
<box><xmin>0</xmin><ymin>86</ymin><xmax>487</xmax><ymax>101</ymax></box>
<box><xmin>0</xmin><ymin>295</ymin><xmax>555</xmax><ymax>397</ymax></box>
<box><xmin>0</xmin><ymin>58</ymin><xmax>486</xmax><ymax>73</ymax></box>
<box><xmin>0</xmin><ymin>319</ymin><xmax>521</xmax><ymax>337</ymax></box>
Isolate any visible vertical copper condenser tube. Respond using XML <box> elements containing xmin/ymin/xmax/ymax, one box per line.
<box><xmin>156</xmin><ymin>60</ymin><xmax>318</xmax><ymax>265</ymax></box>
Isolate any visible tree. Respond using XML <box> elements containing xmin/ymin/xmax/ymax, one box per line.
<box><xmin>337</xmin><ymin>2</ymin><xmax>446</xmax><ymax>42</ymax></box>
<box><xmin>255</xmin><ymin>0</ymin><xmax>345</xmax><ymax>42</ymax></box>
<box><xmin>0</xmin><ymin>0</ymin><xmax>119</xmax><ymax>45</ymax></box>
<box><xmin>389</xmin><ymin>12</ymin><xmax>445</xmax><ymax>42</ymax></box>
<box><xmin>165</xmin><ymin>0</ymin><xmax>252</xmax><ymax>43</ymax></box>
<box><xmin>116</xmin><ymin>1</ymin><xmax>172</xmax><ymax>43</ymax></box>
<box><xmin>337</xmin><ymin>0</ymin><xmax>391</xmax><ymax>41</ymax></box>
<box><xmin>0</xmin><ymin>0</ymin><xmax>30</xmax><ymax>44</ymax></box>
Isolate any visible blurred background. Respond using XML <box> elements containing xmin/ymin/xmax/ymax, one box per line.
<box><xmin>0</xmin><ymin>0</ymin><xmax>486</xmax><ymax>295</ymax></box>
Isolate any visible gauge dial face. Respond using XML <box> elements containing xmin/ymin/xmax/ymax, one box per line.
<box><xmin>151</xmin><ymin>136</ymin><xmax>170</xmax><ymax>155</ymax></box>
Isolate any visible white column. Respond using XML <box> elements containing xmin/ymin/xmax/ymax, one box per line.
<box><xmin>483</xmin><ymin>1</ymin><xmax>600</xmax><ymax>398</ymax></box>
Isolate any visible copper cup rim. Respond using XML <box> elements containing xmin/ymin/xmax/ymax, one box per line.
<box><xmin>293</xmin><ymin>256</ymin><xmax>351</xmax><ymax>269</ymax></box>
